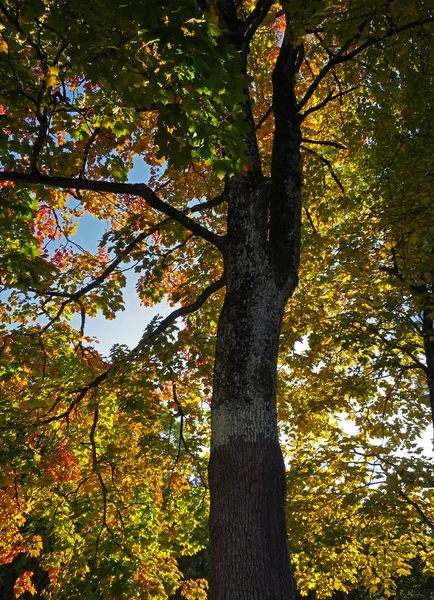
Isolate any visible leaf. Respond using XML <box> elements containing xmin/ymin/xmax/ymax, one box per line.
<box><xmin>46</xmin><ymin>65</ymin><xmax>60</xmax><ymax>87</ymax></box>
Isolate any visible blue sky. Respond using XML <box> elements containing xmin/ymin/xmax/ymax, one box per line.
<box><xmin>70</xmin><ymin>156</ymin><xmax>170</xmax><ymax>356</ymax></box>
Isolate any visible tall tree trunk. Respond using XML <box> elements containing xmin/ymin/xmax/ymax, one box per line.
<box><xmin>422</xmin><ymin>308</ymin><xmax>434</xmax><ymax>430</ymax></box>
<box><xmin>208</xmin><ymin>5</ymin><xmax>302</xmax><ymax>596</ymax></box>
<box><xmin>208</xmin><ymin>171</ymin><xmax>299</xmax><ymax>600</ymax></box>
<box><xmin>209</xmin><ymin>288</ymin><xmax>295</xmax><ymax>599</ymax></box>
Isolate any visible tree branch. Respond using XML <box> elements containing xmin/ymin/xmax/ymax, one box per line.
<box><xmin>302</xmin><ymin>138</ymin><xmax>347</xmax><ymax>150</ymax></box>
<box><xmin>31</xmin><ymin>112</ymin><xmax>49</xmax><ymax>173</ymax></box>
<box><xmin>256</xmin><ymin>104</ymin><xmax>273</xmax><ymax>130</ymax></box>
<box><xmin>0</xmin><ymin>170</ymin><xmax>224</xmax><ymax>251</ymax></box>
<box><xmin>34</xmin><ymin>219</ymin><xmax>169</xmax><ymax>331</ymax></box>
<box><xmin>396</xmin><ymin>487</ymin><xmax>434</xmax><ymax>530</ymax></box>
<box><xmin>241</xmin><ymin>0</ymin><xmax>275</xmax><ymax>69</ymax></box>
<box><xmin>269</xmin><ymin>22</ymin><xmax>303</xmax><ymax>284</ymax></box>
<box><xmin>304</xmin><ymin>206</ymin><xmax>319</xmax><ymax>236</ymax></box>
<box><xmin>189</xmin><ymin>192</ymin><xmax>227</xmax><ymax>213</ymax></box>
<box><xmin>41</xmin><ymin>275</ymin><xmax>226</xmax><ymax>424</ymax></box>
<box><xmin>79</xmin><ymin>127</ymin><xmax>101</xmax><ymax>178</ymax></box>
<box><xmin>301</xmin><ymin>85</ymin><xmax>359</xmax><ymax>120</ymax></box>
<box><xmin>301</xmin><ymin>145</ymin><xmax>345</xmax><ymax>194</ymax></box>
<box><xmin>298</xmin><ymin>16</ymin><xmax>434</xmax><ymax>113</ymax></box>
<box><xmin>130</xmin><ymin>275</ymin><xmax>226</xmax><ymax>356</ymax></box>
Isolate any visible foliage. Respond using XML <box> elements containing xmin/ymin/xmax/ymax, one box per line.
<box><xmin>0</xmin><ymin>0</ymin><xmax>433</xmax><ymax>598</ymax></box>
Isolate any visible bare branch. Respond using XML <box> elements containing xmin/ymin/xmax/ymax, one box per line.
<box><xmin>302</xmin><ymin>138</ymin><xmax>347</xmax><ymax>150</ymax></box>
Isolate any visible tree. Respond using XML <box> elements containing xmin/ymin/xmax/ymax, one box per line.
<box><xmin>0</xmin><ymin>1</ymin><xmax>433</xmax><ymax>599</ymax></box>
<box><xmin>278</xmin><ymin>25</ymin><xmax>434</xmax><ymax>595</ymax></box>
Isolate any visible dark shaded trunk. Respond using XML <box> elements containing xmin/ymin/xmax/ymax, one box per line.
<box><xmin>209</xmin><ymin>440</ymin><xmax>293</xmax><ymax>600</ymax></box>
<box><xmin>0</xmin><ymin>558</ymin><xmax>48</xmax><ymax>600</ymax></box>
<box><xmin>209</xmin><ymin>284</ymin><xmax>293</xmax><ymax>598</ymax></box>
<box><xmin>208</xmin><ymin>172</ymin><xmax>299</xmax><ymax>599</ymax></box>
<box><xmin>422</xmin><ymin>308</ymin><xmax>434</xmax><ymax>430</ymax></box>
<box><xmin>207</xmin><ymin>5</ymin><xmax>302</xmax><ymax>597</ymax></box>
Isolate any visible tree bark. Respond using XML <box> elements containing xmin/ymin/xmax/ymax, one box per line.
<box><xmin>422</xmin><ymin>308</ymin><xmax>434</xmax><ymax>430</ymax></box>
<box><xmin>207</xmin><ymin>5</ymin><xmax>302</xmax><ymax>597</ymax></box>
<box><xmin>208</xmin><ymin>172</ymin><xmax>299</xmax><ymax>599</ymax></box>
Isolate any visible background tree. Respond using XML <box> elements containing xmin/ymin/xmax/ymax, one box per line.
<box><xmin>0</xmin><ymin>1</ymin><xmax>433</xmax><ymax>599</ymax></box>
<box><xmin>277</xmin><ymin>19</ymin><xmax>434</xmax><ymax>596</ymax></box>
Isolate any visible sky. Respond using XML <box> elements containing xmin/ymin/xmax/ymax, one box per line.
<box><xmin>70</xmin><ymin>155</ymin><xmax>170</xmax><ymax>356</ymax></box>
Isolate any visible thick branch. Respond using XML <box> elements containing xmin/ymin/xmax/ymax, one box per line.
<box><xmin>214</xmin><ymin>1</ymin><xmax>262</xmax><ymax>173</ymax></box>
<box><xmin>269</xmin><ymin>22</ymin><xmax>303</xmax><ymax>285</ymax></box>
<box><xmin>189</xmin><ymin>192</ymin><xmax>227</xmax><ymax>213</ymax></box>
<box><xmin>0</xmin><ymin>170</ymin><xmax>224</xmax><ymax>251</ymax></box>
<box><xmin>32</xmin><ymin>194</ymin><xmax>225</xmax><ymax>331</ymax></box>
<box><xmin>216</xmin><ymin>0</ymin><xmax>244</xmax><ymax>48</ymax></box>
<box><xmin>241</xmin><ymin>0</ymin><xmax>275</xmax><ymax>69</ymax></box>
<box><xmin>41</xmin><ymin>275</ymin><xmax>226</xmax><ymax>424</ymax></box>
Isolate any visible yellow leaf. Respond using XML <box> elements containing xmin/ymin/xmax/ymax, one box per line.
<box><xmin>0</xmin><ymin>40</ymin><xmax>8</xmax><ymax>53</ymax></box>
<box><xmin>181</xmin><ymin>578</ymin><xmax>208</xmax><ymax>600</ymax></box>
<box><xmin>46</xmin><ymin>65</ymin><xmax>60</xmax><ymax>87</ymax></box>
<box><xmin>28</xmin><ymin>535</ymin><xmax>43</xmax><ymax>558</ymax></box>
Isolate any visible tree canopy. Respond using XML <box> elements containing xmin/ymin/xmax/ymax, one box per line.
<box><xmin>0</xmin><ymin>0</ymin><xmax>433</xmax><ymax>599</ymax></box>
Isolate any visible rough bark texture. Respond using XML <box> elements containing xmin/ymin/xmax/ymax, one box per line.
<box><xmin>209</xmin><ymin>441</ymin><xmax>292</xmax><ymax>599</ymax></box>
<box><xmin>208</xmin><ymin>4</ymin><xmax>302</xmax><ymax>598</ymax></box>
<box><xmin>208</xmin><ymin>172</ymin><xmax>299</xmax><ymax>599</ymax></box>
<box><xmin>422</xmin><ymin>308</ymin><xmax>434</xmax><ymax>430</ymax></box>
<box><xmin>209</xmin><ymin>265</ymin><xmax>295</xmax><ymax>598</ymax></box>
